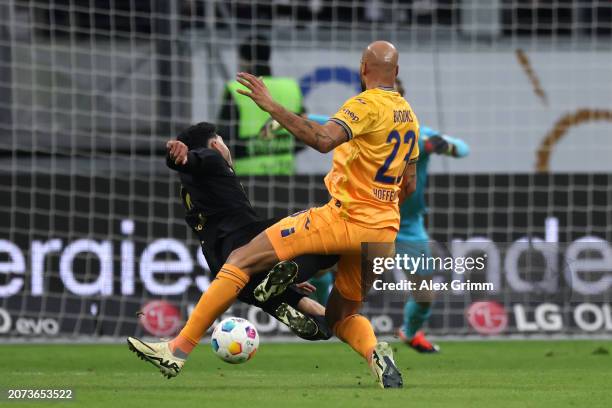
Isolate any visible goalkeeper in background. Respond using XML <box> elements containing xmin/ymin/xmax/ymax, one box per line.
<box><xmin>393</xmin><ymin>79</ymin><xmax>470</xmax><ymax>353</ymax></box>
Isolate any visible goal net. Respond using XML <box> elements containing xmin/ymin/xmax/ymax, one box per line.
<box><xmin>1</xmin><ymin>0</ymin><xmax>611</xmax><ymax>340</ymax></box>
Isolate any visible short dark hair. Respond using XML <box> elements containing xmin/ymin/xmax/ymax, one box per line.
<box><xmin>176</xmin><ymin>122</ymin><xmax>218</xmax><ymax>150</ymax></box>
<box><xmin>239</xmin><ymin>35</ymin><xmax>271</xmax><ymax>77</ymax></box>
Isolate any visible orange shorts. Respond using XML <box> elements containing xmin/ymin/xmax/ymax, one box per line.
<box><xmin>265</xmin><ymin>201</ymin><xmax>397</xmax><ymax>301</ymax></box>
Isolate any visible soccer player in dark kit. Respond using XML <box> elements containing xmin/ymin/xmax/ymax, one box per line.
<box><xmin>153</xmin><ymin>122</ymin><xmax>337</xmax><ymax>343</ymax></box>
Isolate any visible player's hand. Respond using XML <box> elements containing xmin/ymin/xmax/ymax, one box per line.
<box><xmin>294</xmin><ymin>281</ymin><xmax>316</xmax><ymax>294</ymax></box>
<box><xmin>424</xmin><ymin>135</ymin><xmax>450</xmax><ymax>155</ymax></box>
<box><xmin>235</xmin><ymin>72</ymin><xmax>277</xmax><ymax>113</ymax></box>
<box><xmin>166</xmin><ymin>140</ymin><xmax>188</xmax><ymax>165</ymax></box>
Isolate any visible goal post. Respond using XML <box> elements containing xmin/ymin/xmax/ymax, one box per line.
<box><xmin>1</xmin><ymin>1</ymin><xmax>611</xmax><ymax>341</ymax></box>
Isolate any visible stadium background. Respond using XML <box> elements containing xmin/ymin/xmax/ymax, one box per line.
<box><xmin>0</xmin><ymin>1</ymin><xmax>611</xmax><ymax>340</ymax></box>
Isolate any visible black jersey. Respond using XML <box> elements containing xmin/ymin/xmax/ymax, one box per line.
<box><xmin>166</xmin><ymin>147</ymin><xmax>338</xmax><ymax>275</ymax></box>
<box><xmin>166</xmin><ymin>147</ymin><xmax>337</xmax><ymax>340</ymax></box>
<box><xmin>166</xmin><ymin>148</ymin><xmax>259</xmax><ymax>230</ymax></box>
<box><xmin>166</xmin><ymin>148</ymin><xmax>260</xmax><ymax>271</ymax></box>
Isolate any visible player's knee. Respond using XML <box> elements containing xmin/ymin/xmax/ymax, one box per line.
<box><xmin>226</xmin><ymin>246</ymin><xmax>278</xmax><ymax>276</ymax></box>
<box><xmin>225</xmin><ymin>247</ymin><xmax>253</xmax><ymax>273</ymax></box>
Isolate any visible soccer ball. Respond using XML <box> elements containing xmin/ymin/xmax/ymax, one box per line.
<box><xmin>211</xmin><ymin>317</ymin><xmax>259</xmax><ymax>364</ymax></box>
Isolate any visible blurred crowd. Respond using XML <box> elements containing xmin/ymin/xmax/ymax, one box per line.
<box><xmin>22</xmin><ymin>0</ymin><xmax>612</xmax><ymax>37</ymax></box>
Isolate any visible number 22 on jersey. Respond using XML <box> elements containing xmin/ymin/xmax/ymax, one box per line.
<box><xmin>374</xmin><ymin>129</ymin><xmax>417</xmax><ymax>185</ymax></box>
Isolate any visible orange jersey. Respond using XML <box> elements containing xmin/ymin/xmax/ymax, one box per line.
<box><xmin>325</xmin><ymin>87</ymin><xmax>420</xmax><ymax>231</ymax></box>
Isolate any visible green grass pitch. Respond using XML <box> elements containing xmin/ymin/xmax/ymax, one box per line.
<box><xmin>1</xmin><ymin>340</ymin><xmax>610</xmax><ymax>407</ymax></box>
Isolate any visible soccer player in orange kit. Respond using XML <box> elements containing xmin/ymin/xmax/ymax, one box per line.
<box><xmin>128</xmin><ymin>41</ymin><xmax>420</xmax><ymax>389</ymax></box>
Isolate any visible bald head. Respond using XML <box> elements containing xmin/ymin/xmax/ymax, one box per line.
<box><xmin>359</xmin><ymin>41</ymin><xmax>398</xmax><ymax>90</ymax></box>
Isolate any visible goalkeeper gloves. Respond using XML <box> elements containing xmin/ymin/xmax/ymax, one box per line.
<box><xmin>424</xmin><ymin>135</ymin><xmax>454</xmax><ymax>155</ymax></box>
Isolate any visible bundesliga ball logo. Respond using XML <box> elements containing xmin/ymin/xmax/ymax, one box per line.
<box><xmin>211</xmin><ymin>317</ymin><xmax>259</xmax><ymax>364</ymax></box>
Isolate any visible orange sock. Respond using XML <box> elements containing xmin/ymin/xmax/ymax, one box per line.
<box><xmin>334</xmin><ymin>314</ymin><xmax>378</xmax><ymax>361</ymax></box>
<box><xmin>170</xmin><ymin>264</ymin><xmax>249</xmax><ymax>356</ymax></box>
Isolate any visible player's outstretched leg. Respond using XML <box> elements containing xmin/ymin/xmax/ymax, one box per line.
<box><xmin>127</xmin><ymin>264</ymin><xmax>250</xmax><ymax>377</ymax></box>
<box><xmin>398</xmin><ymin>298</ymin><xmax>440</xmax><ymax>353</ymax></box>
<box><xmin>254</xmin><ymin>260</ymin><xmax>299</xmax><ymax>302</ymax></box>
<box><xmin>127</xmin><ymin>337</ymin><xmax>185</xmax><ymax>379</ymax></box>
<box><xmin>127</xmin><ymin>231</ymin><xmax>279</xmax><ymax>377</ymax></box>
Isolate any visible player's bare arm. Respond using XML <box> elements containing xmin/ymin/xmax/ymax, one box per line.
<box><xmin>236</xmin><ymin>72</ymin><xmax>347</xmax><ymax>153</ymax></box>
<box><xmin>398</xmin><ymin>162</ymin><xmax>417</xmax><ymax>204</ymax></box>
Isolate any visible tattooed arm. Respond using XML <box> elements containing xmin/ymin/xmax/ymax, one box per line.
<box><xmin>235</xmin><ymin>72</ymin><xmax>348</xmax><ymax>153</ymax></box>
<box><xmin>266</xmin><ymin>104</ymin><xmax>347</xmax><ymax>153</ymax></box>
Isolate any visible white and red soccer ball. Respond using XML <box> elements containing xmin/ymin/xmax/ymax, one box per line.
<box><xmin>211</xmin><ymin>317</ymin><xmax>259</xmax><ymax>364</ymax></box>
